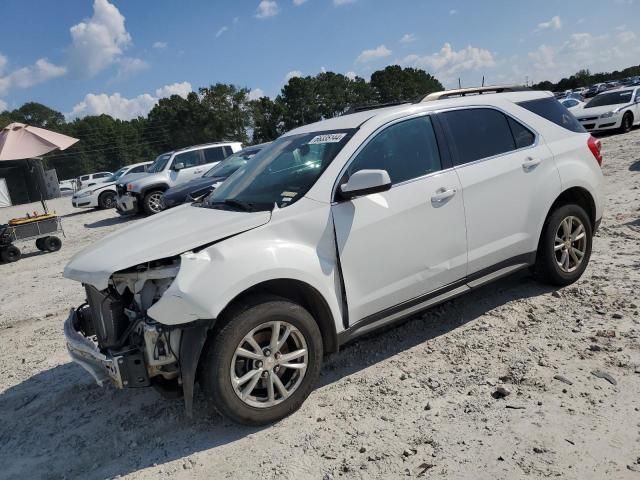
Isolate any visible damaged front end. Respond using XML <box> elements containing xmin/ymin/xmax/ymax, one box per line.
<box><xmin>64</xmin><ymin>256</ymin><xmax>210</xmax><ymax>415</ymax></box>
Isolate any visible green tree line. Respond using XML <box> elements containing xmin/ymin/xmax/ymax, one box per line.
<box><xmin>0</xmin><ymin>66</ymin><xmax>441</xmax><ymax>180</ymax></box>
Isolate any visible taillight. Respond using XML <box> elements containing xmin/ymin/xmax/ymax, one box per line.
<box><xmin>587</xmin><ymin>135</ymin><xmax>602</xmax><ymax>166</ymax></box>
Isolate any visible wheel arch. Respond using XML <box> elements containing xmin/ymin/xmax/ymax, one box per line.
<box><xmin>140</xmin><ymin>183</ymin><xmax>170</xmax><ymax>197</ymax></box>
<box><xmin>548</xmin><ymin>186</ymin><xmax>596</xmax><ymax>229</ymax></box>
<box><xmin>216</xmin><ymin>278</ymin><xmax>339</xmax><ymax>354</ymax></box>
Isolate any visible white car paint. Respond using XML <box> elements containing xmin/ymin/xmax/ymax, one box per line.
<box><xmin>573</xmin><ymin>87</ymin><xmax>640</xmax><ymax>132</ymax></box>
<box><xmin>71</xmin><ymin>162</ymin><xmax>151</xmax><ymax>208</ymax></box>
<box><xmin>63</xmin><ymin>88</ymin><xmax>605</xmax><ymax>416</ymax></box>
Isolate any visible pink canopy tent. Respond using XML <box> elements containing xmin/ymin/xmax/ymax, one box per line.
<box><xmin>0</xmin><ymin>122</ymin><xmax>79</xmax><ymax>212</ymax></box>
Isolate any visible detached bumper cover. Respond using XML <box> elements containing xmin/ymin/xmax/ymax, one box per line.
<box><xmin>64</xmin><ymin>308</ymin><xmax>124</xmax><ymax>388</ymax></box>
<box><xmin>116</xmin><ymin>193</ymin><xmax>138</xmax><ymax>214</ymax></box>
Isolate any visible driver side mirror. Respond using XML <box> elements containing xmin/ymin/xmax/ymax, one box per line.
<box><xmin>173</xmin><ymin>162</ymin><xmax>185</xmax><ymax>171</ymax></box>
<box><xmin>339</xmin><ymin>169</ymin><xmax>392</xmax><ymax>200</ymax></box>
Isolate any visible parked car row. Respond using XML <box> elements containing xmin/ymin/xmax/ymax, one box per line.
<box><xmin>63</xmin><ymin>86</ymin><xmax>605</xmax><ymax>425</ymax></box>
<box><xmin>115</xmin><ymin>141</ymin><xmax>243</xmax><ymax>215</ymax></box>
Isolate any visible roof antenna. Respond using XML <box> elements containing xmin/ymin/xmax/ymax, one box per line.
<box><xmin>482</xmin><ymin>76</ymin><xmax>485</xmax><ymax>87</ymax></box>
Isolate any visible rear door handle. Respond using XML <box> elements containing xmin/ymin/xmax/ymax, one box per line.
<box><xmin>431</xmin><ymin>187</ymin><xmax>457</xmax><ymax>204</ymax></box>
<box><xmin>522</xmin><ymin>157</ymin><xmax>541</xmax><ymax>171</ymax></box>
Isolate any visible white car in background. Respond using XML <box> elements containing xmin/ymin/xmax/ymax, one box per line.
<box><xmin>561</xmin><ymin>98</ymin><xmax>585</xmax><ymax>111</ymax></box>
<box><xmin>77</xmin><ymin>171</ymin><xmax>113</xmax><ymax>189</ymax></box>
<box><xmin>574</xmin><ymin>86</ymin><xmax>640</xmax><ymax>133</ymax></box>
<box><xmin>64</xmin><ymin>86</ymin><xmax>604</xmax><ymax>425</ymax></box>
<box><xmin>72</xmin><ymin>162</ymin><xmax>151</xmax><ymax>209</ymax></box>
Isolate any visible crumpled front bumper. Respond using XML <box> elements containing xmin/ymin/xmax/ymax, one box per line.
<box><xmin>64</xmin><ymin>308</ymin><xmax>124</xmax><ymax>388</ymax></box>
<box><xmin>115</xmin><ymin>193</ymin><xmax>138</xmax><ymax>215</ymax></box>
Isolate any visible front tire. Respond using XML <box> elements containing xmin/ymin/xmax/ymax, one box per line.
<box><xmin>98</xmin><ymin>191</ymin><xmax>116</xmax><ymax>209</ymax></box>
<box><xmin>621</xmin><ymin>112</ymin><xmax>633</xmax><ymax>133</ymax></box>
<box><xmin>533</xmin><ymin>204</ymin><xmax>592</xmax><ymax>286</ymax></box>
<box><xmin>200</xmin><ymin>296</ymin><xmax>323</xmax><ymax>425</ymax></box>
<box><xmin>142</xmin><ymin>190</ymin><xmax>165</xmax><ymax>215</ymax></box>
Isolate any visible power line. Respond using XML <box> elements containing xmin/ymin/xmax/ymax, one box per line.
<box><xmin>48</xmin><ymin>139</ymin><xmax>168</xmax><ymax>159</ymax></box>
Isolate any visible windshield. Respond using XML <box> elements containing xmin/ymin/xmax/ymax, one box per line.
<box><xmin>109</xmin><ymin>167</ymin><xmax>128</xmax><ymax>182</ymax></box>
<box><xmin>147</xmin><ymin>153</ymin><xmax>172</xmax><ymax>173</ymax></box>
<box><xmin>585</xmin><ymin>90</ymin><xmax>634</xmax><ymax>108</ymax></box>
<box><xmin>204</xmin><ymin>130</ymin><xmax>355</xmax><ymax>211</ymax></box>
<box><xmin>203</xmin><ymin>149</ymin><xmax>261</xmax><ymax>179</ymax></box>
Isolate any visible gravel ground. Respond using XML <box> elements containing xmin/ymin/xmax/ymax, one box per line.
<box><xmin>1</xmin><ymin>130</ymin><xmax>639</xmax><ymax>480</ymax></box>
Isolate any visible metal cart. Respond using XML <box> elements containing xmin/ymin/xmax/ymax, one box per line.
<box><xmin>0</xmin><ymin>214</ymin><xmax>64</xmax><ymax>263</ymax></box>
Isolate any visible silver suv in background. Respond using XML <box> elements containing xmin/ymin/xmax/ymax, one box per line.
<box><xmin>115</xmin><ymin>142</ymin><xmax>242</xmax><ymax>215</ymax></box>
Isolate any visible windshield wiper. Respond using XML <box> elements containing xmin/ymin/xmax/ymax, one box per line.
<box><xmin>206</xmin><ymin>199</ymin><xmax>253</xmax><ymax>211</ymax></box>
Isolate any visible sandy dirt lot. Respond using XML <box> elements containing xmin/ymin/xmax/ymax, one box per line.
<box><xmin>1</xmin><ymin>130</ymin><xmax>639</xmax><ymax>480</ymax></box>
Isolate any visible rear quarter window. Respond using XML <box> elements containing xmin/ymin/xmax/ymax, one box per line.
<box><xmin>517</xmin><ymin>97</ymin><xmax>586</xmax><ymax>133</ymax></box>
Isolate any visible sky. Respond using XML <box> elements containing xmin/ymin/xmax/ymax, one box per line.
<box><xmin>1</xmin><ymin>0</ymin><xmax>638</xmax><ymax>120</ymax></box>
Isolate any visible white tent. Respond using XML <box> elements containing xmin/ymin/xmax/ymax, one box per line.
<box><xmin>0</xmin><ymin>178</ymin><xmax>10</xmax><ymax>207</ymax></box>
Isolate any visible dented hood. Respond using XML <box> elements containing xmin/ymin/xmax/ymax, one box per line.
<box><xmin>64</xmin><ymin>204</ymin><xmax>271</xmax><ymax>290</ymax></box>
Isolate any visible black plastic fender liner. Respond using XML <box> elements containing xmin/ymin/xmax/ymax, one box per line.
<box><xmin>179</xmin><ymin>319</ymin><xmax>215</xmax><ymax>417</ymax></box>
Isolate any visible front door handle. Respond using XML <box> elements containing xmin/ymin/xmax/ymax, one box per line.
<box><xmin>522</xmin><ymin>157</ymin><xmax>541</xmax><ymax>171</ymax></box>
<box><xmin>431</xmin><ymin>187</ymin><xmax>457</xmax><ymax>205</ymax></box>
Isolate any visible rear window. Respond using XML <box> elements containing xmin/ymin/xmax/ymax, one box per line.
<box><xmin>517</xmin><ymin>98</ymin><xmax>585</xmax><ymax>133</ymax></box>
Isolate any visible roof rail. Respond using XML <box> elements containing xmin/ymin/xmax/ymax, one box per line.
<box><xmin>175</xmin><ymin>141</ymin><xmax>239</xmax><ymax>151</ymax></box>
<box><xmin>418</xmin><ymin>85</ymin><xmax>530</xmax><ymax>102</ymax></box>
<box><xmin>343</xmin><ymin>100</ymin><xmax>411</xmax><ymax>115</ymax></box>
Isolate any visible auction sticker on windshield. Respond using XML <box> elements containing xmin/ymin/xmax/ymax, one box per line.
<box><xmin>308</xmin><ymin>133</ymin><xmax>347</xmax><ymax>144</ymax></box>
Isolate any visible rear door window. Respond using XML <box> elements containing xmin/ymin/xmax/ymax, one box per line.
<box><xmin>440</xmin><ymin>108</ymin><xmax>516</xmax><ymax>166</ymax></box>
<box><xmin>130</xmin><ymin>164</ymin><xmax>147</xmax><ymax>173</ymax></box>
<box><xmin>518</xmin><ymin>97</ymin><xmax>586</xmax><ymax>133</ymax></box>
<box><xmin>203</xmin><ymin>146</ymin><xmax>226</xmax><ymax>163</ymax></box>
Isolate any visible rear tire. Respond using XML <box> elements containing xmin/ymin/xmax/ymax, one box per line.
<box><xmin>98</xmin><ymin>191</ymin><xmax>116</xmax><ymax>209</ymax></box>
<box><xmin>35</xmin><ymin>238</ymin><xmax>46</xmax><ymax>251</ymax></box>
<box><xmin>200</xmin><ymin>295</ymin><xmax>323</xmax><ymax>425</ymax></box>
<box><xmin>533</xmin><ymin>204</ymin><xmax>592</xmax><ymax>286</ymax></box>
<box><xmin>43</xmin><ymin>236</ymin><xmax>62</xmax><ymax>252</ymax></box>
<box><xmin>142</xmin><ymin>190</ymin><xmax>165</xmax><ymax>215</ymax></box>
<box><xmin>621</xmin><ymin>112</ymin><xmax>633</xmax><ymax>133</ymax></box>
<box><xmin>1</xmin><ymin>245</ymin><xmax>21</xmax><ymax>263</ymax></box>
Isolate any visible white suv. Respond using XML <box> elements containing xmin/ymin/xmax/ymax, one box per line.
<box><xmin>63</xmin><ymin>87</ymin><xmax>604</xmax><ymax>425</ymax></box>
<box><xmin>115</xmin><ymin>142</ymin><xmax>242</xmax><ymax>215</ymax></box>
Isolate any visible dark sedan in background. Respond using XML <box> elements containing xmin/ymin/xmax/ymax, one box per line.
<box><xmin>161</xmin><ymin>143</ymin><xmax>269</xmax><ymax>209</ymax></box>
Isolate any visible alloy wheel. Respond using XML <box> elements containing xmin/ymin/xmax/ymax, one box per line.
<box><xmin>147</xmin><ymin>192</ymin><xmax>164</xmax><ymax>213</ymax></box>
<box><xmin>230</xmin><ymin>320</ymin><xmax>308</xmax><ymax>408</ymax></box>
<box><xmin>554</xmin><ymin>216</ymin><xmax>587</xmax><ymax>273</ymax></box>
